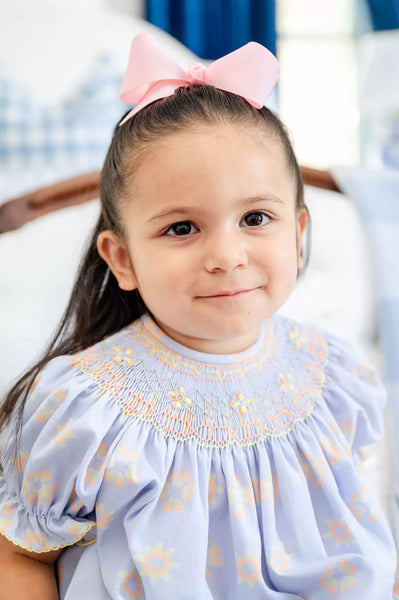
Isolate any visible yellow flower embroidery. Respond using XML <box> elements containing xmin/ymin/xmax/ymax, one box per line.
<box><xmin>113</xmin><ymin>346</ymin><xmax>134</xmax><ymax>367</ymax></box>
<box><xmin>229</xmin><ymin>392</ymin><xmax>253</xmax><ymax>415</ymax></box>
<box><xmin>288</xmin><ymin>328</ymin><xmax>306</xmax><ymax>349</ymax></box>
<box><xmin>268</xmin><ymin>544</ymin><xmax>291</xmax><ymax>573</ymax></box>
<box><xmin>325</xmin><ymin>519</ymin><xmax>354</xmax><ymax>547</ymax></box>
<box><xmin>318</xmin><ymin>559</ymin><xmax>357</xmax><ymax>594</ymax></box>
<box><xmin>169</xmin><ymin>387</ymin><xmax>191</xmax><ymax>407</ymax></box>
<box><xmin>279</xmin><ymin>373</ymin><xmax>293</xmax><ymax>391</ymax></box>
<box><xmin>136</xmin><ymin>543</ymin><xmax>177</xmax><ymax>581</ymax></box>
<box><xmin>236</xmin><ymin>552</ymin><xmax>262</xmax><ymax>586</ymax></box>
<box><xmin>119</xmin><ymin>568</ymin><xmax>144</xmax><ymax>599</ymax></box>
<box><xmin>160</xmin><ymin>470</ymin><xmax>194</xmax><ymax>513</ymax></box>
<box><xmin>104</xmin><ymin>444</ymin><xmax>139</xmax><ymax>488</ymax></box>
<box><xmin>23</xmin><ymin>470</ymin><xmax>57</xmax><ymax>507</ymax></box>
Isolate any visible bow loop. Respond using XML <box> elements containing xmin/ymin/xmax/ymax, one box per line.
<box><xmin>120</xmin><ymin>33</ymin><xmax>279</xmax><ymax>125</ymax></box>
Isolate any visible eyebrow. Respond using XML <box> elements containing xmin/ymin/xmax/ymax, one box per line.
<box><xmin>148</xmin><ymin>194</ymin><xmax>284</xmax><ymax>222</ymax></box>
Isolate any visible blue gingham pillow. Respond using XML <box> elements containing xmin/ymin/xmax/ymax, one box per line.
<box><xmin>0</xmin><ymin>54</ymin><xmax>126</xmax><ymax>171</ymax></box>
<box><xmin>332</xmin><ymin>165</ymin><xmax>399</xmax><ymax>534</ymax></box>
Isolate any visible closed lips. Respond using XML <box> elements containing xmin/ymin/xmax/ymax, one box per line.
<box><xmin>200</xmin><ymin>289</ymin><xmax>256</xmax><ymax>297</ymax></box>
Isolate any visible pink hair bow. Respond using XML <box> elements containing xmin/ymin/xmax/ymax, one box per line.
<box><xmin>119</xmin><ymin>32</ymin><xmax>279</xmax><ymax>125</ymax></box>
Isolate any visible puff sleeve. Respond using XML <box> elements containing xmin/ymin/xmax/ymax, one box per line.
<box><xmin>321</xmin><ymin>332</ymin><xmax>388</xmax><ymax>464</ymax></box>
<box><xmin>0</xmin><ymin>355</ymin><xmax>125</xmax><ymax>553</ymax></box>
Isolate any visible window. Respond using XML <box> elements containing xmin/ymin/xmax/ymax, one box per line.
<box><xmin>277</xmin><ymin>0</ymin><xmax>364</xmax><ymax>168</ymax></box>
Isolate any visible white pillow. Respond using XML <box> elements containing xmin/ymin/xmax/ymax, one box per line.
<box><xmin>0</xmin><ymin>200</ymin><xmax>100</xmax><ymax>395</ymax></box>
<box><xmin>0</xmin><ymin>185</ymin><xmax>376</xmax><ymax>396</ymax></box>
<box><xmin>278</xmin><ymin>185</ymin><xmax>377</xmax><ymax>346</ymax></box>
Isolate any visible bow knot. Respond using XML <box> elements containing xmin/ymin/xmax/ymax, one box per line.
<box><xmin>120</xmin><ymin>33</ymin><xmax>279</xmax><ymax>125</ymax></box>
<box><xmin>187</xmin><ymin>62</ymin><xmax>207</xmax><ymax>83</ymax></box>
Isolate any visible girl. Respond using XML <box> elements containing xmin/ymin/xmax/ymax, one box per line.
<box><xmin>0</xmin><ymin>33</ymin><xmax>397</xmax><ymax>599</ymax></box>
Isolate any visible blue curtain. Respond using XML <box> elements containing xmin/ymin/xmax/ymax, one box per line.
<box><xmin>145</xmin><ymin>0</ymin><xmax>276</xmax><ymax>59</ymax></box>
<box><xmin>366</xmin><ymin>0</ymin><xmax>399</xmax><ymax>30</ymax></box>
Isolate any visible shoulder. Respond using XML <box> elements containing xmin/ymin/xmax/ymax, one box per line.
<box><xmin>272</xmin><ymin>314</ymin><xmax>386</xmax><ymax>456</ymax></box>
<box><xmin>269</xmin><ymin>313</ymin><xmax>329</xmax><ymax>369</ymax></box>
<box><xmin>271</xmin><ymin>313</ymin><xmax>385</xmax><ymax>412</ymax></box>
<box><xmin>271</xmin><ymin>313</ymin><xmax>377</xmax><ymax>375</ymax></box>
<box><xmin>21</xmin><ymin>322</ymin><xmax>142</xmax><ymax>428</ymax></box>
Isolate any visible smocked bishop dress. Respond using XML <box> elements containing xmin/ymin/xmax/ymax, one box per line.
<box><xmin>0</xmin><ymin>313</ymin><xmax>397</xmax><ymax>599</ymax></box>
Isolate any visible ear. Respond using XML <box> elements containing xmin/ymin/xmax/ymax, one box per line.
<box><xmin>296</xmin><ymin>208</ymin><xmax>309</xmax><ymax>269</ymax></box>
<box><xmin>97</xmin><ymin>230</ymin><xmax>138</xmax><ymax>291</ymax></box>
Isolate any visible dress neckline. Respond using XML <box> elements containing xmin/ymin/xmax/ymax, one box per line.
<box><xmin>138</xmin><ymin>313</ymin><xmax>270</xmax><ymax>365</ymax></box>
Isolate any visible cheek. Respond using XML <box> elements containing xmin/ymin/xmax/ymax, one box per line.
<box><xmin>130</xmin><ymin>243</ymin><xmax>191</xmax><ymax>292</ymax></box>
<box><xmin>263</xmin><ymin>231</ymin><xmax>298</xmax><ymax>265</ymax></box>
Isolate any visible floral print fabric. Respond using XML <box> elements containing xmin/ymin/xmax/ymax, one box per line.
<box><xmin>0</xmin><ymin>314</ymin><xmax>397</xmax><ymax>599</ymax></box>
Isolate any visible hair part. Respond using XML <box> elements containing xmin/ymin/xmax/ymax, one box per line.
<box><xmin>0</xmin><ymin>84</ymin><xmax>311</xmax><ymax>466</ymax></box>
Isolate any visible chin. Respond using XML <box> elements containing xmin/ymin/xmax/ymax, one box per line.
<box><xmin>205</xmin><ymin>314</ymin><xmax>265</xmax><ymax>340</ymax></box>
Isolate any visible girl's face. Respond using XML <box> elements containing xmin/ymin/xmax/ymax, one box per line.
<box><xmin>98</xmin><ymin>124</ymin><xmax>308</xmax><ymax>354</ymax></box>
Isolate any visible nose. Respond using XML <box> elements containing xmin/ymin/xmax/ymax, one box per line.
<box><xmin>203</xmin><ymin>230</ymin><xmax>248</xmax><ymax>273</ymax></box>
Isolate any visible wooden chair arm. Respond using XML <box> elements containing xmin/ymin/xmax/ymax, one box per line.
<box><xmin>0</xmin><ymin>172</ymin><xmax>100</xmax><ymax>234</ymax></box>
<box><xmin>0</xmin><ymin>167</ymin><xmax>340</xmax><ymax>234</ymax></box>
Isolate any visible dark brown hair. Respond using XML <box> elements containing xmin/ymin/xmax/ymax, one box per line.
<box><xmin>0</xmin><ymin>84</ymin><xmax>310</xmax><ymax>464</ymax></box>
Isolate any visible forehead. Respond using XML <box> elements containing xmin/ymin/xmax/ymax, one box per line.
<box><xmin>125</xmin><ymin>123</ymin><xmax>295</xmax><ymax>212</ymax></box>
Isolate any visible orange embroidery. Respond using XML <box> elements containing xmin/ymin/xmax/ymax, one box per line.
<box><xmin>169</xmin><ymin>387</ymin><xmax>192</xmax><ymax>407</ymax></box>
<box><xmin>71</xmin><ymin>318</ymin><xmax>329</xmax><ymax>448</ymax></box>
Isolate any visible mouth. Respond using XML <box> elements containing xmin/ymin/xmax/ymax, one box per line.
<box><xmin>199</xmin><ymin>288</ymin><xmax>257</xmax><ymax>298</ymax></box>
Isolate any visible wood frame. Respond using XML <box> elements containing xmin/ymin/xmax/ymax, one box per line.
<box><xmin>0</xmin><ymin>166</ymin><xmax>341</xmax><ymax>234</ymax></box>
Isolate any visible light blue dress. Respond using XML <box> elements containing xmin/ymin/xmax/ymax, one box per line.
<box><xmin>0</xmin><ymin>313</ymin><xmax>397</xmax><ymax>599</ymax></box>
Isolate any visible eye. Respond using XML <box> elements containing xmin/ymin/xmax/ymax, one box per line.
<box><xmin>165</xmin><ymin>221</ymin><xmax>198</xmax><ymax>237</ymax></box>
<box><xmin>241</xmin><ymin>211</ymin><xmax>272</xmax><ymax>227</ymax></box>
